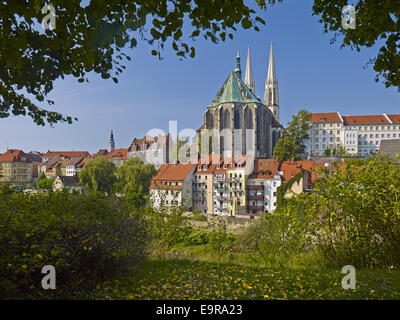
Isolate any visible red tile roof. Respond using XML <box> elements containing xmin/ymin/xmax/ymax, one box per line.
<box><xmin>388</xmin><ymin>114</ymin><xmax>400</xmax><ymax>124</ymax></box>
<box><xmin>150</xmin><ymin>163</ymin><xmax>196</xmax><ymax>189</ymax></box>
<box><xmin>279</xmin><ymin>160</ymin><xmax>315</xmax><ymax>182</ymax></box>
<box><xmin>43</xmin><ymin>151</ymin><xmax>90</xmax><ymax>158</ymax></box>
<box><xmin>106</xmin><ymin>149</ymin><xmax>128</xmax><ymax>160</ymax></box>
<box><xmin>128</xmin><ymin>134</ymin><xmax>169</xmax><ymax>152</ymax></box>
<box><xmin>76</xmin><ymin>157</ymin><xmax>92</xmax><ymax>168</ymax></box>
<box><xmin>0</xmin><ymin>149</ymin><xmax>32</xmax><ymax>163</ymax></box>
<box><xmin>93</xmin><ymin>149</ymin><xmax>108</xmax><ymax>157</ymax></box>
<box><xmin>152</xmin><ymin>163</ymin><xmax>196</xmax><ymax>182</ymax></box>
<box><xmin>342</xmin><ymin>115</ymin><xmax>390</xmax><ymax>125</ymax></box>
<box><xmin>310</xmin><ymin>113</ymin><xmax>342</xmax><ymax>123</ymax></box>
<box><xmin>248</xmin><ymin>158</ymin><xmax>280</xmax><ymax>179</ymax></box>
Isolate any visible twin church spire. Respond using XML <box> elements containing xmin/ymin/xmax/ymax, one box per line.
<box><xmin>264</xmin><ymin>42</ymin><xmax>279</xmax><ymax>121</ymax></box>
<box><xmin>236</xmin><ymin>42</ymin><xmax>280</xmax><ymax>122</ymax></box>
<box><xmin>245</xmin><ymin>46</ymin><xmax>255</xmax><ymax>94</ymax></box>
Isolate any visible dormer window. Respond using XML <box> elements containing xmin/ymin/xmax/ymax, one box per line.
<box><xmin>203</xmin><ymin>166</ymin><xmax>207</xmax><ymax>170</ymax></box>
<box><xmin>217</xmin><ymin>165</ymin><xmax>220</xmax><ymax>169</ymax></box>
<box><xmin>198</xmin><ymin>166</ymin><xmax>201</xmax><ymax>170</ymax></box>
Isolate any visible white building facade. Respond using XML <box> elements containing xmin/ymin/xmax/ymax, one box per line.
<box><xmin>305</xmin><ymin>113</ymin><xmax>400</xmax><ymax>157</ymax></box>
<box><xmin>149</xmin><ymin>163</ymin><xmax>196</xmax><ymax>209</ymax></box>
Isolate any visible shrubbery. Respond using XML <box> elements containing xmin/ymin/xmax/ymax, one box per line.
<box><xmin>0</xmin><ymin>185</ymin><xmax>148</xmax><ymax>299</ymax></box>
<box><xmin>238</xmin><ymin>156</ymin><xmax>400</xmax><ymax>270</ymax></box>
<box><xmin>237</xmin><ymin>213</ymin><xmax>310</xmax><ymax>269</ymax></box>
<box><xmin>144</xmin><ymin>202</ymin><xmax>191</xmax><ymax>259</ymax></box>
<box><xmin>305</xmin><ymin>156</ymin><xmax>400</xmax><ymax>268</ymax></box>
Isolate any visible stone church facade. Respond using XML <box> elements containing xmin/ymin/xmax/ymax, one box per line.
<box><xmin>200</xmin><ymin>43</ymin><xmax>282</xmax><ymax>159</ymax></box>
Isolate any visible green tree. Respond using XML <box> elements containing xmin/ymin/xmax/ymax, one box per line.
<box><xmin>0</xmin><ymin>1</ymin><xmax>266</xmax><ymax>125</ymax></box>
<box><xmin>115</xmin><ymin>157</ymin><xmax>156</xmax><ymax>208</ymax></box>
<box><xmin>311</xmin><ymin>0</ymin><xmax>400</xmax><ymax>90</ymax></box>
<box><xmin>78</xmin><ymin>157</ymin><xmax>116</xmax><ymax>195</ymax></box>
<box><xmin>36</xmin><ymin>172</ymin><xmax>55</xmax><ymax>190</ymax></box>
<box><xmin>324</xmin><ymin>148</ymin><xmax>332</xmax><ymax>157</ymax></box>
<box><xmin>275</xmin><ymin>156</ymin><xmax>400</xmax><ymax>268</ymax></box>
<box><xmin>273</xmin><ymin>109</ymin><xmax>311</xmax><ymax>160</ymax></box>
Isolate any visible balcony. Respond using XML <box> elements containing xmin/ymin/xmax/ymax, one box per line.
<box><xmin>214</xmin><ymin>185</ymin><xmax>226</xmax><ymax>190</ymax></box>
<box><xmin>228</xmin><ymin>176</ymin><xmax>242</xmax><ymax>182</ymax></box>
<box><xmin>248</xmin><ymin>205</ymin><xmax>265</xmax><ymax>211</ymax></box>
<box><xmin>215</xmin><ymin>203</ymin><xmax>227</xmax><ymax>209</ymax></box>
<box><xmin>193</xmin><ymin>194</ymin><xmax>203</xmax><ymax>200</ymax></box>
<box><xmin>248</xmin><ymin>195</ymin><xmax>264</xmax><ymax>200</ymax></box>
<box><xmin>248</xmin><ymin>185</ymin><xmax>264</xmax><ymax>190</ymax></box>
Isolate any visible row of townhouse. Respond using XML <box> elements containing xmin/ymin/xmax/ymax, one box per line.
<box><xmin>304</xmin><ymin>113</ymin><xmax>400</xmax><ymax>157</ymax></box>
<box><xmin>0</xmin><ymin>147</ymin><xmax>130</xmax><ymax>188</ymax></box>
<box><xmin>149</xmin><ymin>156</ymin><xmax>332</xmax><ymax>217</ymax></box>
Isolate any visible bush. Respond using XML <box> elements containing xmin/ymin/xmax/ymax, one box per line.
<box><xmin>0</xmin><ymin>185</ymin><xmax>148</xmax><ymax>299</ymax></box>
<box><xmin>186</xmin><ymin>229</ymin><xmax>209</xmax><ymax>245</ymax></box>
<box><xmin>145</xmin><ymin>202</ymin><xmax>191</xmax><ymax>259</ymax></box>
<box><xmin>184</xmin><ymin>226</ymin><xmax>236</xmax><ymax>257</ymax></box>
<box><xmin>190</xmin><ymin>210</ymin><xmax>208</xmax><ymax>221</ymax></box>
<box><xmin>307</xmin><ymin>156</ymin><xmax>400</xmax><ymax>268</ymax></box>
<box><xmin>207</xmin><ymin>219</ymin><xmax>236</xmax><ymax>260</ymax></box>
<box><xmin>237</xmin><ymin>213</ymin><xmax>309</xmax><ymax>269</ymax></box>
<box><xmin>271</xmin><ymin>156</ymin><xmax>400</xmax><ymax>269</ymax></box>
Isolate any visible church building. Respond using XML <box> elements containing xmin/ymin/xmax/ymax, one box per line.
<box><xmin>200</xmin><ymin>43</ymin><xmax>282</xmax><ymax>159</ymax></box>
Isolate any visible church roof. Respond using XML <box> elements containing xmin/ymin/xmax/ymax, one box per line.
<box><xmin>209</xmin><ymin>71</ymin><xmax>260</xmax><ymax>108</ymax></box>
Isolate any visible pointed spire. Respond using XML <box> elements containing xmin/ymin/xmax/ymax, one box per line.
<box><xmin>245</xmin><ymin>45</ymin><xmax>255</xmax><ymax>94</ymax></box>
<box><xmin>266</xmin><ymin>42</ymin><xmax>277</xmax><ymax>85</ymax></box>
<box><xmin>234</xmin><ymin>49</ymin><xmax>242</xmax><ymax>80</ymax></box>
<box><xmin>109</xmin><ymin>130</ymin><xmax>115</xmax><ymax>152</ymax></box>
<box><xmin>264</xmin><ymin>42</ymin><xmax>280</xmax><ymax>122</ymax></box>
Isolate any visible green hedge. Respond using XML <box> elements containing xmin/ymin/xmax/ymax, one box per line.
<box><xmin>0</xmin><ymin>185</ymin><xmax>148</xmax><ymax>299</ymax></box>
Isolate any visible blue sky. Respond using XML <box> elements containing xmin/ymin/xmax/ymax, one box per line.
<box><xmin>0</xmin><ymin>0</ymin><xmax>398</xmax><ymax>154</ymax></box>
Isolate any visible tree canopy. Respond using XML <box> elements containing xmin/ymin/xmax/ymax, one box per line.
<box><xmin>36</xmin><ymin>172</ymin><xmax>55</xmax><ymax>190</ymax></box>
<box><xmin>115</xmin><ymin>157</ymin><xmax>156</xmax><ymax>207</ymax></box>
<box><xmin>1</xmin><ymin>0</ymin><xmax>398</xmax><ymax>126</ymax></box>
<box><xmin>0</xmin><ymin>0</ymin><xmax>266</xmax><ymax>125</ymax></box>
<box><xmin>312</xmin><ymin>0</ymin><xmax>400</xmax><ymax>90</ymax></box>
<box><xmin>78</xmin><ymin>157</ymin><xmax>116</xmax><ymax>194</ymax></box>
<box><xmin>273</xmin><ymin>109</ymin><xmax>311</xmax><ymax>160</ymax></box>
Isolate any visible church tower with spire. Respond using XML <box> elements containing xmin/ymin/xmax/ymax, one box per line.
<box><xmin>264</xmin><ymin>42</ymin><xmax>280</xmax><ymax>122</ymax></box>
<box><xmin>234</xmin><ymin>49</ymin><xmax>242</xmax><ymax>80</ymax></box>
<box><xmin>109</xmin><ymin>130</ymin><xmax>115</xmax><ymax>152</ymax></box>
<box><xmin>244</xmin><ymin>46</ymin><xmax>255</xmax><ymax>94</ymax></box>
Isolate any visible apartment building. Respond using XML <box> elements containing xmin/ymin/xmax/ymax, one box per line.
<box><xmin>226</xmin><ymin>157</ymin><xmax>248</xmax><ymax>216</ymax></box>
<box><xmin>192</xmin><ymin>156</ymin><xmax>217</xmax><ymax>214</ymax></box>
<box><xmin>246</xmin><ymin>159</ymin><xmax>282</xmax><ymax>214</ymax></box>
<box><xmin>213</xmin><ymin>160</ymin><xmax>228</xmax><ymax>215</ymax></box>
<box><xmin>150</xmin><ymin>163</ymin><xmax>196</xmax><ymax>209</ymax></box>
<box><xmin>0</xmin><ymin>149</ymin><xmax>32</xmax><ymax>186</ymax></box>
<box><xmin>305</xmin><ymin>113</ymin><xmax>400</xmax><ymax>157</ymax></box>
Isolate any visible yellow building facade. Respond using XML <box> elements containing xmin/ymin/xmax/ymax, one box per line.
<box><xmin>0</xmin><ymin>150</ymin><xmax>32</xmax><ymax>186</ymax></box>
